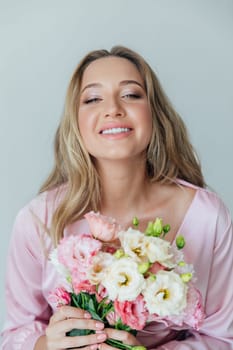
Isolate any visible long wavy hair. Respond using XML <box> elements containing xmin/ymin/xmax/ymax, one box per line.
<box><xmin>40</xmin><ymin>46</ymin><xmax>205</xmax><ymax>245</ymax></box>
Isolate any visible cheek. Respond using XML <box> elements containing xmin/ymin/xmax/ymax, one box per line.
<box><xmin>138</xmin><ymin>105</ymin><xmax>153</xmax><ymax>134</ymax></box>
<box><xmin>78</xmin><ymin>111</ymin><xmax>91</xmax><ymax>138</ymax></box>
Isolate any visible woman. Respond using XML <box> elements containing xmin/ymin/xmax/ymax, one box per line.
<box><xmin>1</xmin><ymin>46</ymin><xmax>233</xmax><ymax>349</ymax></box>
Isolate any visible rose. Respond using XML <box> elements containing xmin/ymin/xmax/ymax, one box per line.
<box><xmin>102</xmin><ymin>257</ymin><xmax>145</xmax><ymax>301</ymax></box>
<box><xmin>85</xmin><ymin>211</ymin><xmax>122</xmax><ymax>241</ymax></box>
<box><xmin>114</xmin><ymin>295</ymin><xmax>149</xmax><ymax>330</ymax></box>
<box><xmin>143</xmin><ymin>270</ymin><xmax>187</xmax><ymax>316</ymax></box>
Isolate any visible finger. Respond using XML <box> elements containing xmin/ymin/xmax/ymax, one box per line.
<box><xmin>64</xmin><ymin>344</ymin><xmax>99</xmax><ymax>350</ymax></box>
<box><xmin>98</xmin><ymin>343</ymin><xmax>116</xmax><ymax>350</ymax></box>
<box><xmin>46</xmin><ymin>338</ymin><xmax>99</xmax><ymax>350</ymax></box>
<box><xmin>104</xmin><ymin>328</ymin><xmax>140</xmax><ymax>346</ymax></box>
<box><xmin>50</xmin><ymin>306</ymin><xmax>91</xmax><ymax>323</ymax></box>
<box><xmin>47</xmin><ymin>318</ymin><xmax>105</xmax><ymax>336</ymax></box>
<box><xmin>58</xmin><ymin>332</ymin><xmax>107</xmax><ymax>349</ymax></box>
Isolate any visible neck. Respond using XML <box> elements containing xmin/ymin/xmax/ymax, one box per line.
<box><xmin>96</xmin><ymin>158</ymin><xmax>152</xmax><ymax>220</ymax></box>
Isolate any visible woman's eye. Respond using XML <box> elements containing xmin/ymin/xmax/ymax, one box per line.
<box><xmin>122</xmin><ymin>93</ymin><xmax>141</xmax><ymax>99</ymax></box>
<box><xmin>84</xmin><ymin>97</ymin><xmax>102</xmax><ymax>104</ymax></box>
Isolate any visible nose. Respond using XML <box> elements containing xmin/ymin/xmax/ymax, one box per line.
<box><xmin>104</xmin><ymin>96</ymin><xmax>125</xmax><ymax>118</ymax></box>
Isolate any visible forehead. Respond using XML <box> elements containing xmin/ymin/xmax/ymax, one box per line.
<box><xmin>81</xmin><ymin>56</ymin><xmax>143</xmax><ymax>86</ymax></box>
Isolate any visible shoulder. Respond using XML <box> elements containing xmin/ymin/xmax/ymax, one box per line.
<box><xmin>178</xmin><ymin>179</ymin><xmax>232</xmax><ymax>232</ymax></box>
<box><xmin>16</xmin><ymin>184</ymin><xmax>67</xmax><ymax>226</ymax></box>
<box><xmin>11</xmin><ymin>185</ymin><xmax>67</xmax><ymax>253</ymax></box>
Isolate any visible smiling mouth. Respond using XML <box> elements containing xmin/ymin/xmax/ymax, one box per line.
<box><xmin>100</xmin><ymin>127</ymin><xmax>132</xmax><ymax>135</ymax></box>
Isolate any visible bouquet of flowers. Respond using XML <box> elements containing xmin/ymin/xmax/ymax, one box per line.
<box><xmin>49</xmin><ymin>212</ymin><xmax>204</xmax><ymax>350</ymax></box>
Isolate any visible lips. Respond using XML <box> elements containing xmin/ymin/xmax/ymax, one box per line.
<box><xmin>99</xmin><ymin>124</ymin><xmax>133</xmax><ymax>134</ymax></box>
<box><xmin>101</xmin><ymin>127</ymin><xmax>132</xmax><ymax>135</ymax></box>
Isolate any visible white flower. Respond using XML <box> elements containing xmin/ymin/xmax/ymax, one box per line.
<box><xmin>119</xmin><ymin>228</ymin><xmax>173</xmax><ymax>266</ymax></box>
<box><xmin>143</xmin><ymin>236</ymin><xmax>173</xmax><ymax>265</ymax></box>
<box><xmin>119</xmin><ymin>228</ymin><xmax>145</xmax><ymax>262</ymax></box>
<box><xmin>49</xmin><ymin>249</ymin><xmax>70</xmax><ymax>277</ymax></box>
<box><xmin>174</xmin><ymin>262</ymin><xmax>196</xmax><ymax>282</ymax></box>
<box><xmin>102</xmin><ymin>257</ymin><xmax>145</xmax><ymax>301</ymax></box>
<box><xmin>87</xmin><ymin>252</ymin><xmax>116</xmax><ymax>285</ymax></box>
<box><xmin>143</xmin><ymin>270</ymin><xmax>187</xmax><ymax>316</ymax></box>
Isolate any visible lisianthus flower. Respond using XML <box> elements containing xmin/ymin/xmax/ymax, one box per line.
<box><xmin>49</xmin><ymin>248</ymin><xmax>70</xmax><ymax>278</ymax></box>
<box><xmin>106</xmin><ymin>310</ymin><xmax>121</xmax><ymax>326</ymax></box>
<box><xmin>183</xmin><ymin>285</ymin><xmax>205</xmax><ymax>330</ymax></box>
<box><xmin>143</xmin><ymin>236</ymin><xmax>173</xmax><ymax>265</ymax></box>
<box><xmin>102</xmin><ymin>257</ymin><xmax>145</xmax><ymax>301</ymax></box>
<box><xmin>57</xmin><ymin>234</ymin><xmax>102</xmax><ymax>278</ymax></box>
<box><xmin>143</xmin><ymin>270</ymin><xmax>187</xmax><ymax>316</ymax></box>
<box><xmin>72</xmin><ymin>278</ymin><xmax>96</xmax><ymax>295</ymax></box>
<box><xmin>49</xmin><ymin>287</ymin><xmax>71</xmax><ymax>307</ymax></box>
<box><xmin>114</xmin><ymin>294</ymin><xmax>149</xmax><ymax>330</ymax></box>
<box><xmin>84</xmin><ymin>211</ymin><xmax>122</xmax><ymax>242</ymax></box>
<box><xmin>148</xmin><ymin>261</ymin><xmax>166</xmax><ymax>274</ymax></box>
<box><xmin>87</xmin><ymin>251</ymin><xmax>116</xmax><ymax>285</ymax></box>
<box><xmin>118</xmin><ymin>228</ymin><xmax>145</xmax><ymax>262</ymax></box>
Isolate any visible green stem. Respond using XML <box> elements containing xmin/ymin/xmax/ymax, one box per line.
<box><xmin>106</xmin><ymin>338</ymin><xmax>146</xmax><ymax>350</ymax></box>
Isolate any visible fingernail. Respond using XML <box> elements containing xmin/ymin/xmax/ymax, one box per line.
<box><xmin>84</xmin><ymin>312</ymin><xmax>91</xmax><ymax>318</ymax></box>
<box><xmin>95</xmin><ymin>322</ymin><xmax>104</xmax><ymax>329</ymax></box>
<box><xmin>97</xmin><ymin>333</ymin><xmax>106</xmax><ymax>340</ymax></box>
<box><xmin>90</xmin><ymin>345</ymin><xmax>98</xmax><ymax>350</ymax></box>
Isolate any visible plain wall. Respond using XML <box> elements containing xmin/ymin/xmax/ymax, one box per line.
<box><xmin>1</xmin><ymin>0</ymin><xmax>233</xmax><ymax>331</ymax></box>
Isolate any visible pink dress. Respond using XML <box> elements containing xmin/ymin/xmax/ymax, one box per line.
<box><xmin>1</xmin><ymin>181</ymin><xmax>233</xmax><ymax>349</ymax></box>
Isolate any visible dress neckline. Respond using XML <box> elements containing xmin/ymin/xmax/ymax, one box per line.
<box><xmin>172</xmin><ymin>179</ymin><xmax>201</xmax><ymax>243</ymax></box>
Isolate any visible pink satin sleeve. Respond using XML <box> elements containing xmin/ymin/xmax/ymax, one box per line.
<box><xmin>1</xmin><ymin>206</ymin><xmax>52</xmax><ymax>349</ymax></box>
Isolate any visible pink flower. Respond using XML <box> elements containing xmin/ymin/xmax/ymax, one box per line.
<box><xmin>183</xmin><ymin>285</ymin><xmax>205</xmax><ymax>330</ymax></box>
<box><xmin>72</xmin><ymin>279</ymin><xmax>96</xmax><ymax>295</ymax></box>
<box><xmin>106</xmin><ymin>311</ymin><xmax>120</xmax><ymax>326</ymax></box>
<box><xmin>95</xmin><ymin>284</ymin><xmax>109</xmax><ymax>303</ymax></box>
<box><xmin>49</xmin><ymin>287</ymin><xmax>71</xmax><ymax>307</ymax></box>
<box><xmin>57</xmin><ymin>234</ymin><xmax>102</xmax><ymax>279</ymax></box>
<box><xmin>84</xmin><ymin>211</ymin><xmax>122</xmax><ymax>242</ymax></box>
<box><xmin>148</xmin><ymin>262</ymin><xmax>166</xmax><ymax>274</ymax></box>
<box><xmin>114</xmin><ymin>295</ymin><xmax>149</xmax><ymax>330</ymax></box>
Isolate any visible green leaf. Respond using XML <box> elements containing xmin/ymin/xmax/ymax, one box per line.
<box><xmin>66</xmin><ymin>328</ymin><xmax>94</xmax><ymax>337</ymax></box>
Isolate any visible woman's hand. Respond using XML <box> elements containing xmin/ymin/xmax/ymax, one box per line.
<box><xmin>99</xmin><ymin>328</ymin><xmax>142</xmax><ymax>350</ymax></box>
<box><xmin>45</xmin><ymin>306</ymin><xmax>107</xmax><ymax>350</ymax></box>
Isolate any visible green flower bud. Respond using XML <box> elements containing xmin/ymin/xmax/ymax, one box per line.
<box><xmin>180</xmin><ymin>272</ymin><xmax>192</xmax><ymax>283</ymax></box>
<box><xmin>114</xmin><ymin>249</ymin><xmax>124</xmax><ymax>259</ymax></box>
<box><xmin>132</xmin><ymin>216</ymin><xmax>139</xmax><ymax>227</ymax></box>
<box><xmin>145</xmin><ymin>221</ymin><xmax>154</xmax><ymax>236</ymax></box>
<box><xmin>178</xmin><ymin>261</ymin><xmax>186</xmax><ymax>267</ymax></box>
<box><xmin>176</xmin><ymin>235</ymin><xmax>185</xmax><ymax>249</ymax></box>
<box><xmin>163</xmin><ymin>224</ymin><xmax>171</xmax><ymax>234</ymax></box>
<box><xmin>148</xmin><ymin>273</ymin><xmax>156</xmax><ymax>281</ymax></box>
<box><xmin>138</xmin><ymin>261</ymin><xmax>150</xmax><ymax>274</ymax></box>
<box><xmin>66</xmin><ymin>275</ymin><xmax>72</xmax><ymax>283</ymax></box>
<box><xmin>153</xmin><ymin>218</ymin><xmax>163</xmax><ymax>236</ymax></box>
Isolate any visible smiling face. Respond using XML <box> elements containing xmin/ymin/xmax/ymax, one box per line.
<box><xmin>78</xmin><ymin>56</ymin><xmax>152</xmax><ymax>164</ymax></box>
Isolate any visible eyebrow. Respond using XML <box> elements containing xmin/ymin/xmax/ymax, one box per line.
<box><xmin>81</xmin><ymin>80</ymin><xmax>144</xmax><ymax>93</ymax></box>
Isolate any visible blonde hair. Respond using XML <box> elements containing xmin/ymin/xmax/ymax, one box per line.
<box><xmin>40</xmin><ymin>46</ymin><xmax>205</xmax><ymax>245</ymax></box>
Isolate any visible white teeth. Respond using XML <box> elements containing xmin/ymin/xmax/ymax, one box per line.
<box><xmin>102</xmin><ymin>127</ymin><xmax>130</xmax><ymax>135</ymax></box>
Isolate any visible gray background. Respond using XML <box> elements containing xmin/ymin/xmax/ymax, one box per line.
<box><xmin>1</xmin><ymin>0</ymin><xmax>233</xmax><ymax>332</ymax></box>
